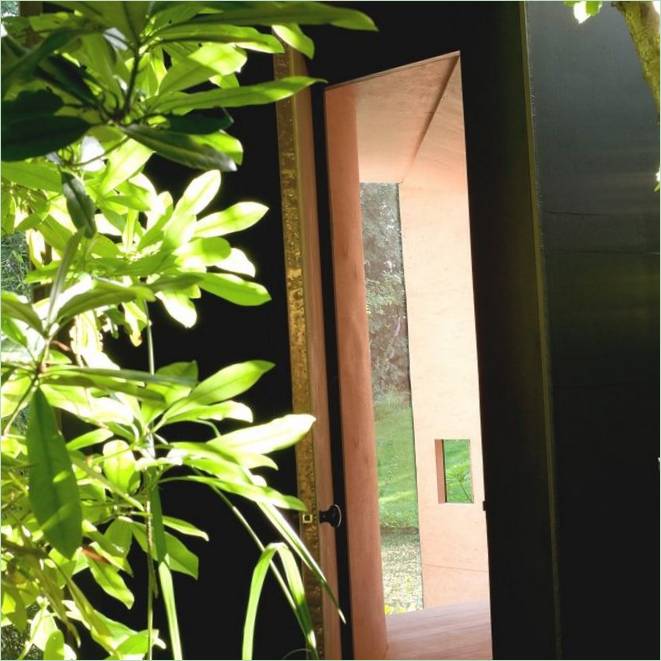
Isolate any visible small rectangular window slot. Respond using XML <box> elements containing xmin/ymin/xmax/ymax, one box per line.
<box><xmin>435</xmin><ymin>439</ymin><xmax>474</xmax><ymax>504</ymax></box>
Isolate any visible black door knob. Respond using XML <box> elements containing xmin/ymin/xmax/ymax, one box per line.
<box><xmin>319</xmin><ymin>504</ymin><xmax>342</xmax><ymax>528</ymax></box>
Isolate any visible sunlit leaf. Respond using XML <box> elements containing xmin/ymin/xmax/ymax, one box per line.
<box><xmin>156</xmin><ymin>76</ymin><xmax>321</xmax><ymax>113</ymax></box>
<box><xmin>273</xmin><ymin>24</ymin><xmax>314</xmax><ymax>58</ymax></box>
<box><xmin>1</xmin><ymin>291</ymin><xmax>44</xmax><ymax>334</ymax></box>
<box><xmin>194</xmin><ymin>202</ymin><xmax>268</xmax><ymax>238</ymax></box>
<box><xmin>276</xmin><ymin>544</ymin><xmax>316</xmax><ymax>654</ymax></box>
<box><xmin>242</xmin><ymin>544</ymin><xmax>278</xmax><ymax>660</ymax></box>
<box><xmin>157</xmin><ymin>290</ymin><xmax>197</xmax><ymax>328</ymax></box>
<box><xmin>26</xmin><ymin>389</ymin><xmax>82</xmax><ymax>558</ymax></box>
<box><xmin>1</xmin><ymin>158</ymin><xmax>62</xmax><ymax>192</ymax></box>
<box><xmin>66</xmin><ymin>427</ymin><xmax>113</xmax><ymax>451</ymax></box>
<box><xmin>172</xmin><ymin>170</ymin><xmax>221</xmax><ymax>219</ymax></box>
<box><xmin>188</xmin><ymin>42</ymin><xmax>247</xmax><ymax>76</ymax></box>
<box><xmin>131</xmin><ymin>523</ymin><xmax>199</xmax><ymax>578</ymax></box>
<box><xmin>214</xmin><ymin>414</ymin><xmax>314</xmax><ymax>455</ymax></box>
<box><xmin>216</xmin><ymin>247</ymin><xmax>256</xmax><ymax>277</ymax></box>
<box><xmin>155</xmin><ymin>22</ymin><xmax>283</xmax><ymax>53</ymax></box>
<box><xmin>149</xmin><ymin>487</ymin><xmax>167</xmax><ymax>562</ymax></box>
<box><xmin>122</xmin><ymin>125</ymin><xmax>237</xmax><ymax>172</ymax></box>
<box><xmin>97</xmin><ymin>139</ymin><xmax>153</xmax><ymax>195</ymax></box>
<box><xmin>88</xmin><ymin>557</ymin><xmax>135</xmax><ymax>608</ymax></box>
<box><xmin>187</xmin><ymin>1</ymin><xmax>376</xmax><ymax>30</ymax></box>
<box><xmin>158</xmin><ymin>563</ymin><xmax>183</xmax><ymax>661</ymax></box>
<box><xmin>102</xmin><ymin>440</ymin><xmax>139</xmax><ymax>494</ymax></box>
<box><xmin>166</xmin><ymin>360</ymin><xmax>272</xmax><ymax>419</ymax></box>
<box><xmin>44</xmin><ymin>625</ymin><xmax>65</xmax><ymax>660</ymax></box>
<box><xmin>162</xmin><ymin>516</ymin><xmax>209</xmax><ymax>541</ymax></box>
<box><xmin>200</xmin><ymin>272</ymin><xmax>270</xmax><ymax>306</ymax></box>
<box><xmin>62</xmin><ymin>172</ymin><xmax>97</xmax><ymax>238</ymax></box>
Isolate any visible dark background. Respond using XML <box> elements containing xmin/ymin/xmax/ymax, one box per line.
<box><xmin>66</xmin><ymin>2</ymin><xmax>659</xmax><ymax>659</ymax></box>
<box><xmin>526</xmin><ymin>3</ymin><xmax>660</xmax><ymax>659</ymax></box>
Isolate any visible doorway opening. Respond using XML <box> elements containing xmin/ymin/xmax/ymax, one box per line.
<box><xmin>326</xmin><ymin>53</ymin><xmax>492</xmax><ymax>659</ymax></box>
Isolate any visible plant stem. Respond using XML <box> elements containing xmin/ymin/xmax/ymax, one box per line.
<box><xmin>146</xmin><ymin>497</ymin><xmax>156</xmax><ymax>661</ymax></box>
<box><xmin>123</xmin><ymin>46</ymin><xmax>143</xmax><ymax>116</ymax></box>
<box><xmin>142</xmin><ymin>301</ymin><xmax>158</xmax><ymax>660</ymax></box>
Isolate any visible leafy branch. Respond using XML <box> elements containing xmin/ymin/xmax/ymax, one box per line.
<box><xmin>1</xmin><ymin>2</ymin><xmax>376</xmax><ymax>659</ymax></box>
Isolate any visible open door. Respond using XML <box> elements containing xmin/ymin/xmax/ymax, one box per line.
<box><xmin>274</xmin><ymin>5</ymin><xmax>562</xmax><ymax>657</ymax></box>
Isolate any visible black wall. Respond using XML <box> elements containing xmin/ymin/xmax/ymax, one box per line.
<box><xmin>525</xmin><ymin>4</ymin><xmax>660</xmax><ymax>659</ymax></box>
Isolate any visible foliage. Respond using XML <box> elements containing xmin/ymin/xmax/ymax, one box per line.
<box><xmin>374</xmin><ymin>393</ymin><xmax>418</xmax><ymax>530</ymax></box>
<box><xmin>360</xmin><ymin>184</ymin><xmax>410</xmax><ymax>398</ymax></box>
<box><xmin>0</xmin><ymin>3</ymin><xmax>374</xmax><ymax>660</ymax></box>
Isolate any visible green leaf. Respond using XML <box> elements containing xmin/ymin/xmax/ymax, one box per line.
<box><xmin>26</xmin><ymin>389</ymin><xmax>82</xmax><ymax>558</ymax></box>
<box><xmin>242</xmin><ymin>544</ymin><xmax>278</xmax><ymax>660</ymax></box>
<box><xmin>188</xmin><ymin>42</ymin><xmax>247</xmax><ymax>76</ymax></box>
<box><xmin>149</xmin><ymin>487</ymin><xmax>167</xmax><ymax>562</ymax></box>
<box><xmin>43</xmin><ymin>629</ymin><xmax>66</xmax><ymax>661</ymax></box>
<box><xmin>273</xmin><ymin>24</ymin><xmax>314</xmax><ymax>58</ymax></box>
<box><xmin>97</xmin><ymin>1</ymin><xmax>150</xmax><ymax>43</ymax></box>
<box><xmin>131</xmin><ymin>524</ymin><xmax>199</xmax><ymax>578</ymax></box>
<box><xmin>1</xmin><ymin>161</ymin><xmax>62</xmax><ymax>193</ymax></box>
<box><xmin>158</xmin><ymin>57</ymin><xmax>217</xmax><ymax>96</ymax></box>
<box><xmin>45</xmin><ymin>231</ymin><xmax>82</xmax><ymax>327</ymax></box>
<box><xmin>157</xmin><ymin>291</ymin><xmax>197</xmax><ymax>328</ymax></box>
<box><xmin>175</xmin><ymin>237</ymin><xmax>231</xmax><ymax>268</ymax></box>
<box><xmin>160</xmin><ymin>43</ymin><xmax>245</xmax><ymax>95</ymax></box>
<box><xmin>194</xmin><ymin>202</ymin><xmax>268</xmax><ymax>238</ymax></box>
<box><xmin>102</xmin><ymin>440</ymin><xmax>138</xmax><ymax>494</ymax></box>
<box><xmin>104</xmin><ymin>518</ymin><xmax>134</xmax><ymax>558</ymax></box>
<box><xmin>1</xmin><ymin>114</ymin><xmax>90</xmax><ymax>161</ymax></box>
<box><xmin>200</xmin><ymin>272</ymin><xmax>271</xmax><ymax>306</ymax></box>
<box><xmin>66</xmin><ymin>427</ymin><xmax>113</xmax><ymax>451</ymax></box>
<box><xmin>173</xmin><ymin>474</ymin><xmax>306</xmax><ymax>511</ymax></box>
<box><xmin>216</xmin><ymin>247</ymin><xmax>256</xmax><ymax>277</ymax></box>
<box><xmin>172</xmin><ymin>170</ymin><xmax>221</xmax><ymax>219</ymax></box>
<box><xmin>148</xmin><ymin>272</ymin><xmax>205</xmax><ymax>294</ymax></box>
<box><xmin>160</xmin><ymin>400</ymin><xmax>252</xmax><ymax>426</ymax></box>
<box><xmin>164</xmin><ymin>111</ymin><xmax>233</xmax><ymax>135</ymax></box>
<box><xmin>88</xmin><ymin>558</ymin><xmax>135</xmax><ymax>608</ymax></box>
<box><xmin>122</xmin><ymin>125</ymin><xmax>237</xmax><ymax>172</ymax></box>
<box><xmin>83</xmin><ymin>521</ymin><xmax>133</xmax><ymax>574</ymax></box>
<box><xmin>56</xmin><ymin>281</ymin><xmax>155</xmax><ymax>321</ymax></box>
<box><xmin>214</xmin><ymin>414</ymin><xmax>314</xmax><ymax>455</ymax></box>
<box><xmin>276</xmin><ymin>545</ymin><xmax>316</xmax><ymax>654</ymax></box>
<box><xmin>192</xmin><ymin>2</ymin><xmax>376</xmax><ymax>30</ymax></box>
<box><xmin>158</xmin><ymin>563</ymin><xmax>183</xmax><ymax>661</ymax></box>
<box><xmin>1</xmin><ymin>292</ymin><xmax>44</xmax><ymax>334</ymax></box>
<box><xmin>168</xmin><ymin>360</ymin><xmax>272</xmax><ymax>416</ymax></box>
<box><xmin>156</xmin><ymin>76</ymin><xmax>321</xmax><ymax>113</ymax></box>
<box><xmin>62</xmin><ymin>172</ymin><xmax>97</xmax><ymax>238</ymax></box>
<box><xmin>156</xmin><ymin>22</ymin><xmax>283</xmax><ymax>53</ymax></box>
<box><xmin>162</xmin><ymin>516</ymin><xmax>209</xmax><ymax>541</ymax></box>
<box><xmin>97</xmin><ymin>139</ymin><xmax>153</xmax><ymax>195</ymax></box>
<box><xmin>1</xmin><ymin>29</ymin><xmax>89</xmax><ymax>95</ymax></box>
<box><xmin>259</xmin><ymin>501</ymin><xmax>342</xmax><ymax>618</ymax></box>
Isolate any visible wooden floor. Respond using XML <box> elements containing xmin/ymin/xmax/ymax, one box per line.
<box><xmin>386</xmin><ymin>600</ymin><xmax>492</xmax><ymax>660</ymax></box>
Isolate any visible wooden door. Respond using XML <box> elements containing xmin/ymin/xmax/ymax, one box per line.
<box><xmin>275</xmin><ymin>50</ymin><xmax>388</xmax><ymax>660</ymax></box>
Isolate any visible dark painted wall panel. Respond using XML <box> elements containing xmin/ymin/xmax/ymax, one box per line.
<box><xmin>525</xmin><ymin>3</ymin><xmax>660</xmax><ymax>658</ymax></box>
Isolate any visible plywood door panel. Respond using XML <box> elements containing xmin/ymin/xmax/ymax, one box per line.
<box><xmin>324</xmin><ymin>85</ymin><xmax>388</xmax><ymax>660</ymax></box>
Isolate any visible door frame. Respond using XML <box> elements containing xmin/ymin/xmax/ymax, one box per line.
<box><xmin>275</xmin><ymin>4</ymin><xmax>562</xmax><ymax>658</ymax></box>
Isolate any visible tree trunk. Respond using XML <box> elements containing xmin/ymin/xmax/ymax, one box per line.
<box><xmin>614</xmin><ymin>1</ymin><xmax>660</xmax><ymax>114</ymax></box>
